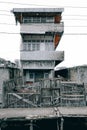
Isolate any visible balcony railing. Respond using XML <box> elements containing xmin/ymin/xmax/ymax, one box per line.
<box><xmin>20</xmin><ymin>51</ymin><xmax>64</xmax><ymax>61</ymax></box>
<box><xmin>20</xmin><ymin>22</ymin><xmax>64</xmax><ymax>34</ymax></box>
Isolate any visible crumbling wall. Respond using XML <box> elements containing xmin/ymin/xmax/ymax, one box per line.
<box><xmin>68</xmin><ymin>66</ymin><xmax>87</xmax><ymax>83</ymax></box>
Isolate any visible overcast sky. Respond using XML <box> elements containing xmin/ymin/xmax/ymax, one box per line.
<box><xmin>0</xmin><ymin>0</ymin><xmax>87</xmax><ymax>67</ymax></box>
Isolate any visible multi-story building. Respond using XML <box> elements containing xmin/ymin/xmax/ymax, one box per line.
<box><xmin>12</xmin><ymin>8</ymin><xmax>64</xmax><ymax>84</ymax></box>
<box><xmin>0</xmin><ymin>8</ymin><xmax>87</xmax><ymax>130</ymax></box>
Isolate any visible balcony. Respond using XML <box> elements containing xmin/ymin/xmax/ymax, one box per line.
<box><xmin>20</xmin><ymin>22</ymin><xmax>64</xmax><ymax>34</ymax></box>
<box><xmin>20</xmin><ymin>51</ymin><xmax>64</xmax><ymax>61</ymax></box>
<box><xmin>21</xmin><ymin>61</ymin><xmax>55</xmax><ymax>70</ymax></box>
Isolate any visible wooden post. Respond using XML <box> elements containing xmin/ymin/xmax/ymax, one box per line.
<box><xmin>57</xmin><ymin>119</ymin><xmax>59</xmax><ymax>130</ymax></box>
<box><xmin>30</xmin><ymin>120</ymin><xmax>33</xmax><ymax>130</ymax></box>
<box><xmin>60</xmin><ymin>117</ymin><xmax>64</xmax><ymax>130</ymax></box>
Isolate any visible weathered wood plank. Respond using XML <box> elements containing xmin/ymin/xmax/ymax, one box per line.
<box><xmin>0</xmin><ymin>107</ymin><xmax>87</xmax><ymax>120</ymax></box>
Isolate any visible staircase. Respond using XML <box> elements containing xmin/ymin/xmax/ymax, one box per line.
<box><xmin>60</xmin><ymin>82</ymin><xmax>86</xmax><ymax>106</ymax></box>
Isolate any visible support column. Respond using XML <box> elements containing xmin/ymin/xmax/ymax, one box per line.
<box><xmin>30</xmin><ymin>120</ymin><xmax>33</xmax><ymax>130</ymax></box>
<box><xmin>60</xmin><ymin>117</ymin><xmax>64</xmax><ymax>130</ymax></box>
<box><xmin>57</xmin><ymin>119</ymin><xmax>59</xmax><ymax>130</ymax></box>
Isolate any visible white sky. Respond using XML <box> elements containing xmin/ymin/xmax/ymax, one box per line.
<box><xmin>0</xmin><ymin>0</ymin><xmax>87</xmax><ymax>67</ymax></box>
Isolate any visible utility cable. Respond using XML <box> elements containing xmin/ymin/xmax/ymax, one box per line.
<box><xmin>0</xmin><ymin>31</ymin><xmax>87</xmax><ymax>35</ymax></box>
<box><xmin>0</xmin><ymin>1</ymin><xmax>87</xmax><ymax>8</ymax></box>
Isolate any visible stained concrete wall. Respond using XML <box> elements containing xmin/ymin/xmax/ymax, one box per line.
<box><xmin>20</xmin><ymin>23</ymin><xmax>64</xmax><ymax>34</ymax></box>
<box><xmin>0</xmin><ymin>68</ymin><xmax>9</xmax><ymax>105</ymax></box>
<box><xmin>56</xmin><ymin>65</ymin><xmax>87</xmax><ymax>84</ymax></box>
<box><xmin>68</xmin><ymin>66</ymin><xmax>87</xmax><ymax>84</ymax></box>
<box><xmin>21</xmin><ymin>61</ymin><xmax>55</xmax><ymax>69</ymax></box>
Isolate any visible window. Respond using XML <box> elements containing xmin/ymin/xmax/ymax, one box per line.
<box><xmin>29</xmin><ymin>73</ymin><xmax>34</xmax><ymax>79</ymax></box>
<box><xmin>37</xmin><ymin>44</ymin><xmax>40</xmax><ymax>50</ymax></box>
<box><xmin>27</xmin><ymin>44</ymin><xmax>31</xmax><ymax>51</ymax></box>
<box><xmin>23</xmin><ymin>43</ymin><xmax>40</xmax><ymax>51</ymax></box>
<box><xmin>41</xmin><ymin>40</ymin><xmax>44</xmax><ymax>42</ymax></box>
<box><xmin>33</xmin><ymin>17</ymin><xmax>40</xmax><ymax>23</ymax></box>
<box><xmin>23</xmin><ymin>17</ymin><xmax>54</xmax><ymax>23</ymax></box>
<box><xmin>36</xmin><ymin>40</ymin><xmax>40</xmax><ymax>42</ymax></box>
<box><xmin>41</xmin><ymin>17</ymin><xmax>46</xmax><ymax>23</ymax></box>
<box><xmin>45</xmin><ymin>43</ymin><xmax>54</xmax><ymax>51</ymax></box>
<box><xmin>44</xmin><ymin>73</ymin><xmax>49</xmax><ymax>79</ymax></box>
<box><xmin>32</xmin><ymin>44</ymin><xmax>35</xmax><ymax>51</ymax></box>
<box><xmin>32</xmin><ymin>44</ymin><xmax>40</xmax><ymax>51</ymax></box>
<box><xmin>23</xmin><ymin>17</ymin><xmax>33</xmax><ymax>23</ymax></box>
<box><xmin>46</xmin><ymin>17</ymin><xmax>54</xmax><ymax>23</ymax></box>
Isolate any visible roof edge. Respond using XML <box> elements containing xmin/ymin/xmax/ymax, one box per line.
<box><xmin>12</xmin><ymin>8</ymin><xmax>64</xmax><ymax>13</ymax></box>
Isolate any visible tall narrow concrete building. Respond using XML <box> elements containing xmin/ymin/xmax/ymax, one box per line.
<box><xmin>12</xmin><ymin>8</ymin><xmax>64</xmax><ymax>84</ymax></box>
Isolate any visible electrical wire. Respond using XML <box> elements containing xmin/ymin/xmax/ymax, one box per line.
<box><xmin>0</xmin><ymin>9</ymin><xmax>10</xmax><ymax>12</ymax></box>
<box><xmin>1</xmin><ymin>22</ymin><xmax>87</xmax><ymax>30</ymax></box>
<box><xmin>0</xmin><ymin>9</ymin><xmax>87</xmax><ymax>18</ymax></box>
<box><xmin>0</xmin><ymin>14</ymin><xmax>87</xmax><ymax>21</ymax></box>
<box><xmin>0</xmin><ymin>32</ymin><xmax>19</xmax><ymax>34</ymax></box>
<box><xmin>0</xmin><ymin>13</ymin><xmax>13</xmax><ymax>16</ymax></box>
<box><xmin>1</xmin><ymin>12</ymin><xmax>87</xmax><ymax>21</ymax></box>
<box><xmin>0</xmin><ymin>22</ymin><xmax>16</xmax><ymax>25</ymax></box>
<box><xmin>1</xmin><ymin>22</ymin><xmax>87</xmax><ymax>28</ymax></box>
<box><xmin>62</xmin><ymin>18</ymin><xmax>87</xmax><ymax>21</ymax></box>
<box><xmin>0</xmin><ymin>9</ymin><xmax>87</xmax><ymax>22</ymax></box>
<box><xmin>0</xmin><ymin>31</ymin><xmax>87</xmax><ymax>35</ymax></box>
<box><xmin>0</xmin><ymin>2</ymin><xmax>87</xmax><ymax>35</ymax></box>
<box><xmin>64</xmin><ymin>33</ymin><xmax>87</xmax><ymax>35</ymax></box>
<box><xmin>65</xmin><ymin>26</ymin><xmax>87</xmax><ymax>27</ymax></box>
<box><xmin>0</xmin><ymin>1</ymin><xmax>87</xmax><ymax>8</ymax></box>
<box><xmin>1</xmin><ymin>13</ymin><xmax>87</xmax><ymax>21</ymax></box>
<box><xmin>62</xmin><ymin>14</ymin><xmax>87</xmax><ymax>17</ymax></box>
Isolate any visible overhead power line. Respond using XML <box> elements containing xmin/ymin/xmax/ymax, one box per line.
<box><xmin>64</xmin><ymin>33</ymin><xmax>87</xmax><ymax>35</ymax></box>
<box><xmin>65</xmin><ymin>25</ymin><xmax>87</xmax><ymax>27</ymax></box>
<box><xmin>1</xmin><ymin>13</ymin><xmax>87</xmax><ymax>20</ymax></box>
<box><xmin>0</xmin><ymin>9</ymin><xmax>87</xmax><ymax>19</ymax></box>
<box><xmin>1</xmin><ymin>12</ymin><xmax>87</xmax><ymax>22</ymax></box>
<box><xmin>1</xmin><ymin>22</ymin><xmax>87</xmax><ymax>28</ymax></box>
<box><xmin>0</xmin><ymin>32</ymin><xmax>19</xmax><ymax>34</ymax></box>
<box><xmin>1</xmin><ymin>21</ymin><xmax>87</xmax><ymax>27</ymax></box>
<box><xmin>0</xmin><ymin>22</ymin><xmax>16</xmax><ymax>25</ymax></box>
<box><xmin>0</xmin><ymin>9</ymin><xmax>10</xmax><ymax>12</ymax></box>
<box><xmin>63</xmin><ymin>18</ymin><xmax>87</xmax><ymax>21</ymax></box>
<box><xmin>0</xmin><ymin>13</ymin><xmax>13</xmax><ymax>16</ymax></box>
<box><xmin>62</xmin><ymin>14</ymin><xmax>87</xmax><ymax>17</ymax></box>
<box><xmin>0</xmin><ymin>31</ymin><xmax>87</xmax><ymax>35</ymax></box>
<box><xmin>0</xmin><ymin>9</ymin><xmax>87</xmax><ymax>18</ymax></box>
<box><xmin>0</xmin><ymin>1</ymin><xmax>87</xmax><ymax>8</ymax></box>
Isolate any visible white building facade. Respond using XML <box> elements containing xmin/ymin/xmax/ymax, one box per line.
<box><xmin>12</xmin><ymin>8</ymin><xmax>64</xmax><ymax>84</ymax></box>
